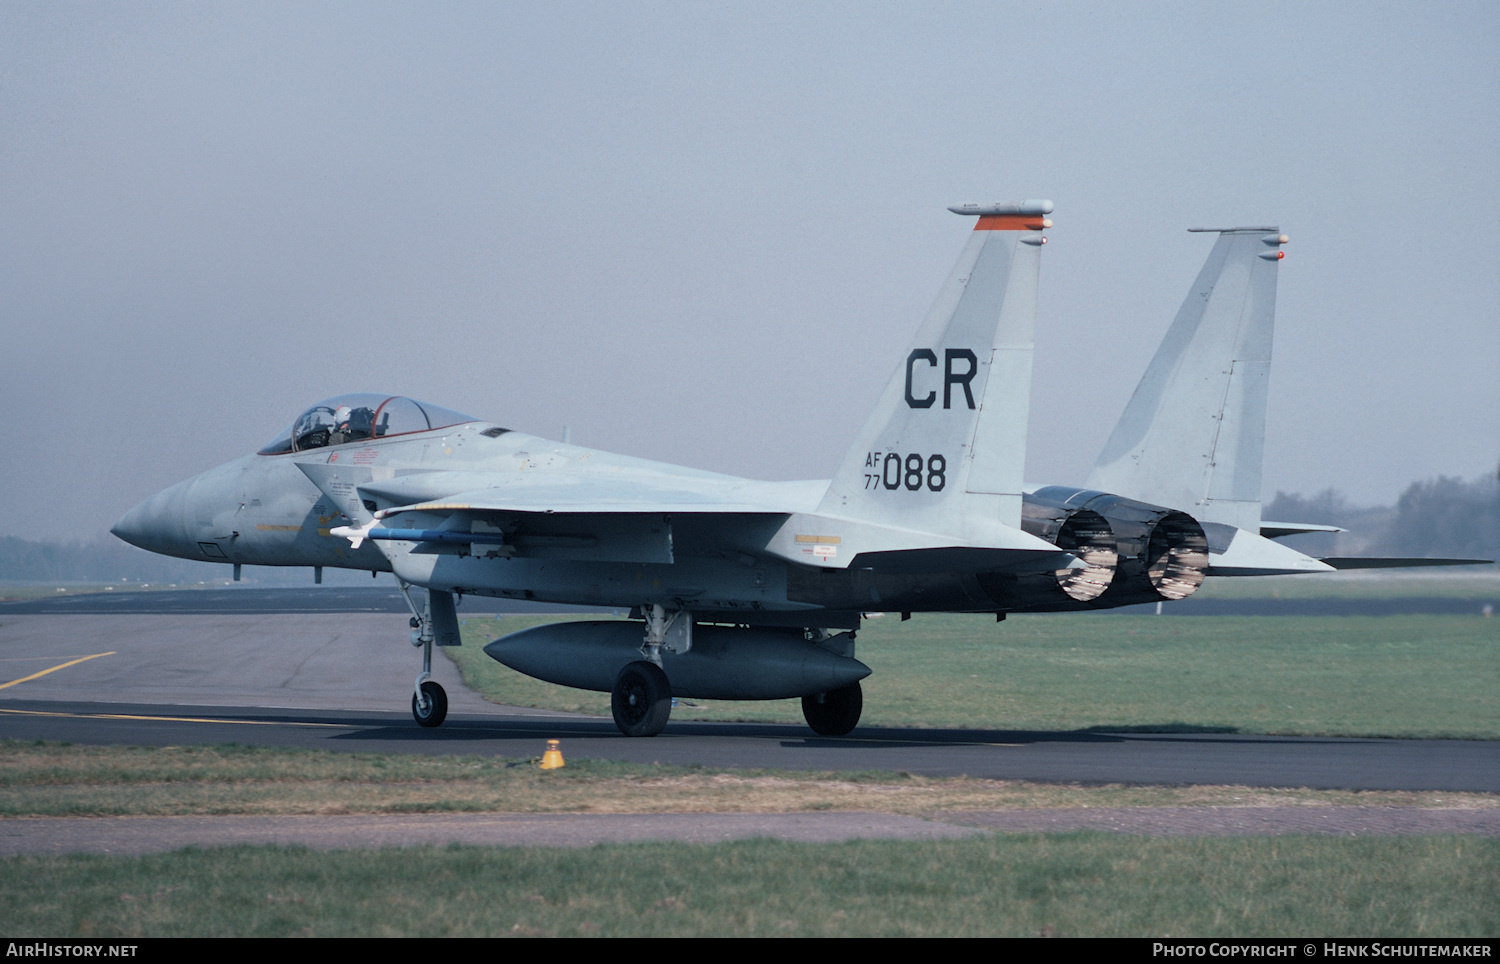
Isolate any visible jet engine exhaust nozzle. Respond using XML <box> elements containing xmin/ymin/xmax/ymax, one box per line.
<box><xmin>1022</xmin><ymin>487</ymin><xmax>1210</xmax><ymax>606</ymax></box>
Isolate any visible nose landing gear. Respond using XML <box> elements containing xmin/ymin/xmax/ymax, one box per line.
<box><xmin>397</xmin><ymin>581</ymin><xmax>461</xmax><ymax>728</ymax></box>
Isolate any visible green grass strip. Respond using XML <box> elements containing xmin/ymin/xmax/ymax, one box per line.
<box><xmin>2</xmin><ymin>836</ymin><xmax>1494</xmax><ymax>937</ymax></box>
<box><xmin>450</xmin><ymin>613</ymin><xmax>1500</xmax><ymax>738</ymax></box>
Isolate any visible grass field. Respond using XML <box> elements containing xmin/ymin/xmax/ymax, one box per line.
<box><xmin>449</xmin><ymin>611</ymin><xmax>1500</xmax><ymax>739</ymax></box>
<box><xmin>4</xmin><ymin>836</ymin><xmax>1495</xmax><ymax>937</ymax></box>
<box><xmin>1189</xmin><ymin>570</ymin><xmax>1498</xmax><ymax>600</ymax></box>
<box><xmin>2</xmin><ymin>742</ymin><xmax>1495</xmax><ymax>936</ymax></box>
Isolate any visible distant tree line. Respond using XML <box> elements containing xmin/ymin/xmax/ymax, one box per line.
<box><xmin>0</xmin><ymin>535</ymin><xmax>370</xmax><ymax>587</ymax></box>
<box><xmin>0</xmin><ymin>535</ymin><xmax>231</xmax><ymax>585</ymax></box>
<box><xmin>1264</xmin><ymin>468</ymin><xmax>1499</xmax><ymax>562</ymax></box>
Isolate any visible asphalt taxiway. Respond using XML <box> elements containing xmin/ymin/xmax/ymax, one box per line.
<box><xmin>0</xmin><ymin>599</ymin><xmax>1496</xmax><ymax>792</ymax></box>
<box><xmin>2</xmin><ymin>694</ymin><xmax>1496</xmax><ymax>792</ymax></box>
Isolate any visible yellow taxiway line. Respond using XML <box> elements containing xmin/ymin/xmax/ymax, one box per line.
<box><xmin>1</xmin><ymin>651</ymin><xmax>342</xmax><ymax>727</ymax></box>
<box><xmin>0</xmin><ymin>651</ymin><xmax>115</xmax><ymax>690</ymax></box>
<box><xmin>0</xmin><ymin>705</ymin><xmax>348</xmax><ymax>728</ymax></box>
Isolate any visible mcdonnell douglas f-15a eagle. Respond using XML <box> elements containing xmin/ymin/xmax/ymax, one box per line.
<box><xmin>113</xmin><ymin>200</ymin><xmax>1481</xmax><ymax>737</ymax></box>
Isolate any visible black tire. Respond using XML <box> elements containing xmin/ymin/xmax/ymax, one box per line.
<box><xmin>412</xmin><ymin>680</ymin><xmax>448</xmax><ymax>728</ymax></box>
<box><xmin>611</xmin><ymin>661</ymin><xmax>672</xmax><ymax>737</ymax></box>
<box><xmin>802</xmin><ymin>681</ymin><xmax>862</xmax><ymax>736</ymax></box>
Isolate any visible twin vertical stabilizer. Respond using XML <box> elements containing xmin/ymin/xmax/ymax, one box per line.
<box><xmin>820</xmin><ymin>212</ymin><xmax>1289</xmax><ymax>546</ymax></box>
<box><xmin>818</xmin><ymin>201</ymin><xmax>1052</xmax><ymax>538</ymax></box>
<box><xmin>1087</xmin><ymin>228</ymin><xmax>1288</xmax><ymax>531</ymax></box>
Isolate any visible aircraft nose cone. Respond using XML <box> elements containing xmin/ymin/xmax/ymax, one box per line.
<box><xmin>109</xmin><ymin>504</ymin><xmax>148</xmax><ymax>549</ymax></box>
<box><xmin>111</xmin><ymin>480</ymin><xmax>194</xmax><ymax>557</ymax></box>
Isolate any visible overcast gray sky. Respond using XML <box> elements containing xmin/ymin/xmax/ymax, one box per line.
<box><xmin>2</xmin><ymin>1</ymin><xmax>1496</xmax><ymax>542</ymax></box>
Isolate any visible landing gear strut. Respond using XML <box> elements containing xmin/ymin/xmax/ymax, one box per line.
<box><xmin>398</xmin><ymin>580</ymin><xmax>452</xmax><ymax>728</ymax></box>
<box><xmin>802</xmin><ymin>681</ymin><xmax>863</xmax><ymax>736</ymax></box>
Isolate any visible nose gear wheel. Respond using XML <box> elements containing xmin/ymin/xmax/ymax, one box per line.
<box><xmin>412</xmin><ymin>680</ymin><xmax>448</xmax><ymax>728</ymax></box>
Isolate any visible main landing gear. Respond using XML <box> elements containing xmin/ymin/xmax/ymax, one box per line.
<box><xmin>802</xmin><ymin>681</ymin><xmax>863</xmax><ymax>736</ymax></box>
<box><xmin>611</xmin><ymin>661</ymin><xmax>672</xmax><ymax>737</ymax></box>
<box><xmin>608</xmin><ymin>607</ymin><xmax>867</xmax><ymax>738</ymax></box>
<box><xmin>608</xmin><ymin>604</ymin><xmax>690</xmax><ymax>737</ymax></box>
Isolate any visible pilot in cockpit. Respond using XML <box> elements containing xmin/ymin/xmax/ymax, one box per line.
<box><xmin>328</xmin><ymin>405</ymin><xmax>376</xmax><ymax>446</ymax></box>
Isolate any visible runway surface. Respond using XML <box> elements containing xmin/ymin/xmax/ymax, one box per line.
<box><xmin>2</xmin><ymin>696</ymin><xmax>1496</xmax><ymax>792</ymax></box>
<box><xmin>1</xmin><ymin>610</ymin><xmax>1496</xmax><ymax>793</ymax></box>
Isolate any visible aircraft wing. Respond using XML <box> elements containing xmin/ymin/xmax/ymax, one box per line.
<box><xmin>351</xmin><ymin>468</ymin><xmax>822</xmax><ymax>515</ymax></box>
<box><xmin>295</xmin><ymin>462</ymin><xmax>824</xmax><ymax>517</ymax></box>
<box><xmin>296</xmin><ymin>463</ymin><xmax>1076</xmax><ymax>573</ymax></box>
<box><xmin>372</xmin><ymin>484</ymin><xmax>800</xmax><ymax>516</ymax></box>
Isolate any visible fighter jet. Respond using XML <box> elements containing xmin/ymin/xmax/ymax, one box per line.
<box><xmin>113</xmin><ymin>200</ymin><xmax>1475</xmax><ymax>737</ymax></box>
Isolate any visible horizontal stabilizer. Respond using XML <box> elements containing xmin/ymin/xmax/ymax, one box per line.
<box><xmin>1260</xmin><ymin>521</ymin><xmax>1345</xmax><ymax>539</ymax></box>
<box><xmin>1320</xmin><ymin>557</ymin><xmax>1494</xmax><ymax>570</ymax></box>
<box><xmin>1207</xmin><ymin>528</ymin><xmax>1335</xmax><ymax>576</ymax></box>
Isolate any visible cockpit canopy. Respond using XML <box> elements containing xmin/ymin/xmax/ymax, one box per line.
<box><xmin>258</xmin><ymin>394</ymin><xmax>479</xmax><ymax>455</ymax></box>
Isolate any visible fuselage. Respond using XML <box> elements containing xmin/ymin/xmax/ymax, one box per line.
<box><xmin>112</xmin><ymin>412</ymin><xmax>857</xmax><ymax>617</ymax></box>
<box><xmin>113</xmin><ymin>399</ymin><xmax>1096</xmax><ymax>625</ymax></box>
<box><xmin>115</xmin><ymin>404</ymin><xmax>1310</xmax><ymax>633</ymax></box>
